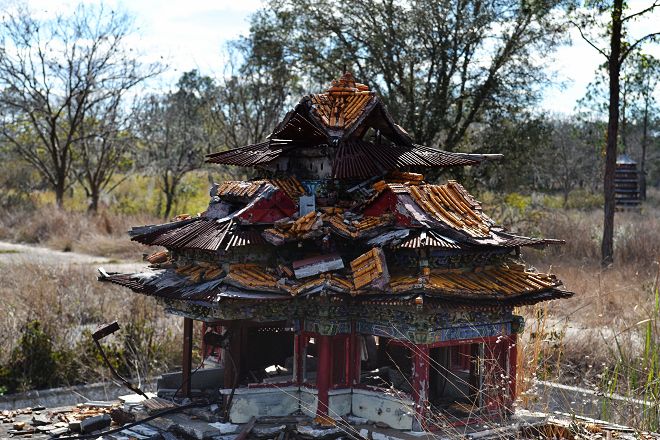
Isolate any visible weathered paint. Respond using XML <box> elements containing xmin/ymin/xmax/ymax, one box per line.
<box><xmin>237</xmin><ymin>190</ymin><xmax>296</xmax><ymax>224</ymax></box>
<box><xmin>357</xmin><ymin>321</ymin><xmax>512</xmax><ymax>345</ymax></box>
<box><xmin>328</xmin><ymin>389</ymin><xmax>352</xmax><ymax>417</ymax></box>
<box><xmin>220</xmin><ymin>387</ymin><xmax>300</xmax><ymax>423</ymax></box>
<box><xmin>299</xmin><ymin>387</ymin><xmax>318</xmax><ymax>417</ymax></box>
<box><xmin>351</xmin><ymin>389</ymin><xmax>414</xmax><ymax>430</ymax></box>
<box><xmin>411</xmin><ymin>345</ymin><xmax>429</xmax><ymax>431</ymax></box>
<box><xmin>293</xmin><ymin>254</ymin><xmax>344</xmax><ymax>279</ymax></box>
<box><xmin>316</xmin><ymin>335</ymin><xmax>332</xmax><ymax>417</ymax></box>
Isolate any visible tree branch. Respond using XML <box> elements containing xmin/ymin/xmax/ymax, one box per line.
<box><xmin>622</xmin><ymin>1</ymin><xmax>659</xmax><ymax>22</ymax></box>
<box><xmin>620</xmin><ymin>32</ymin><xmax>660</xmax><ymax>63</ymax></box>
<box><xmin>571</xmin><ymin>20</ymin><xmax>609</xmax><ymax>60</ymax></box>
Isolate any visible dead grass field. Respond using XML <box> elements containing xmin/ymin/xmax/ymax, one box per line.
<box><xmin>0</xmin><ymin>260</ymin><xmax>183</xmax><ymax>392</ymax></box>
<box><xmin>0</xmin><ymin>207</ymin><xmax>156</xmax><ymax>259</ymax></box>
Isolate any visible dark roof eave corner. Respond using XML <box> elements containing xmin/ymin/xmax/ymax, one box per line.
<box><xmin>375</xmin><ymin>101</ymin><xmax>415</xmax><ymax>147</ymax></box>
<box><xmin>509</xmin><ymin>287</ymin><xmax>575</xmax><ymax>306</ymax></box>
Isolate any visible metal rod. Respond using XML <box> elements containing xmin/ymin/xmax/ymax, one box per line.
<box><xmin>92</xmin><ymin>322</ymin><xmax>148</xmax><ymax>399</ymax></box>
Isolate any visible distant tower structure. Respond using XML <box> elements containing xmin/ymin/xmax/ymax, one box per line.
<box><xmin>615</xmin><ymin>154</ymin><xmax>641</xmax><ymax>209</ymax></box>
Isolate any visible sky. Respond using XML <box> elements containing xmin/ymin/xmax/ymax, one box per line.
<box><xmin>10</xmin><ymin>0</ymin><xmax>660</xmax><ymax>114</ymax></box>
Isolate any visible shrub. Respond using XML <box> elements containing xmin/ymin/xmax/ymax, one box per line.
<box><xmin>0</xmin><ymin>321</ymin><xmax>64</xmax><ymax>393</ymax></box>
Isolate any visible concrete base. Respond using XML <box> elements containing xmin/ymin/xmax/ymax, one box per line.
<box><xmin>218</xmin><ymin>386</ymin><xmax>413</xmax><ymax>430</ymax></box>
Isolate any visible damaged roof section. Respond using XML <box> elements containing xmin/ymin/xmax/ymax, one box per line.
<box><xmin>205</xmin><ymin>72</ymin><xmax>501</xmax><ymax>175</ymax></box>
<box><xmin>104</xmin><ymin>71</ymin><xmax>572</xmax><ymax>317</ymax></box>
<box><xmin>100</xmin><ymin>257</ymin><xmax>569</xmax><ymax>306</ymax></box>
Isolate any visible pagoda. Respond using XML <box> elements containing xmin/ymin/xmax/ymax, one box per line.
<box><xmin>100</xmin><ymin>72</ymin><xmax>572</xmax><ymax>432</ymax></box>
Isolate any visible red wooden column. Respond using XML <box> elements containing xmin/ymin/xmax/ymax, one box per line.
<box><xmin>316</xmin><ymin>335</ymin><xmax>332</xmax><ymax>418</ymax></box>
<box><xmin>181</xmin><ymin>317</ymin><xmax>193</xmax><ymax>397</ymax></box>
<box><xmin>349</xmin><ymin>324</ymin><xmax>361</xmax><ymax>385</ymax></box>
<box><xmin>200</xmin><ymin>322</ymin><xmax>207</xmax><ymax>362</ymax></box>
<box><xmin>507</xmin><ymin>333</ymin><xmax>518</xmax><ymax>412</ymax></box>
<box><xmin>411</xmin><ymin>344</ymin><xmax>430</xmax><ymax>431</ymax></box>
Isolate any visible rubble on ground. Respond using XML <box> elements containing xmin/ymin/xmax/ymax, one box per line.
<box><xmin>1</xmin><ymin>395</ymin><xmax>657</xmax><ymax>440</ymax></box>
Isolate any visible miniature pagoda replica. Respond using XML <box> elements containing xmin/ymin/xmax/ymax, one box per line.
<box><xmin>101</xmin><ymin>72</ymin><xmax>573</xmax><ymax>432</ymax></box>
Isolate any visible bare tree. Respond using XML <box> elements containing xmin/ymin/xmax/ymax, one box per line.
<box><xmin>573</xmin><ymin>0</ymin><xmax>660</xmax><ymax>266</ymax></box>
<box><xmin>0</xmin><ymin>3</ymin><xmax>160</xmax><ymax>208</ymax></box>
<box><xmin>212</xmin><ymin>34</ymin><xmax>300</xmax><ymax>150</ymax></box>
<box><xmin>136</xmin><ymin>71</ymin><xmax>213</xmax><ymax>219</ymax></box>
<box><xmin>547</xmin><ymin>119</ymin><xmax>602</xmax><ymax>205</ymax></box>
<box><xmin>75</xmin><ymin>97</ymin><xmax>134</xmax><ymax>213</ymax></box>
<box><xmin>628</xmin><ymin>54</ymin><xmax>660</xmax><ymax>200</ymax></box>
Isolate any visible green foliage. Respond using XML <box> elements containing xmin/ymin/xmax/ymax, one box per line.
<box><xmin>0</xmin><ymin>321</ymin><xmax>66</xmax><ymax>393</ymax></box>
<box><xmin>0</xmin><ymin>313</ymin><xmax>180</xmax><ymax>394</ymax></box>
<box><xmin>564</xmin><ymin>189</ymin><xmax>603</xmax><ymax>210</ymax></box>
<box><xmin>504</xmin><ymin>193</ymin><xmax>532</xmax><ymax>215</ymax></box>
<box><xmin>247</xmin><ymin>0</ymin><xmax>569</xmax><ymax>147</ymax></box>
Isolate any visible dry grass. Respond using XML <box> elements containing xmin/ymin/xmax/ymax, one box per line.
<box><xmin>0</xmin><ymin>206</ymin><xmax>157</xmax><ymax>259</ymax></box>
<box><xmin>529</xmin><ymin>208</ymin><xmax>660</xmax><ymax>267</ymax></box>
<box><xmin>511</xmin><ymin>196</ymin><xmax>660</xmax><ymax>430</ymax></box>
<box><xmin>519</xmin><ymin>201</ymin><xmax>660</xmax><ymax>382</ymax></box>
<box><xmin>0</xmin><ymin>261</ymin><xmax>183</xmax><ymax>390</ymax></box>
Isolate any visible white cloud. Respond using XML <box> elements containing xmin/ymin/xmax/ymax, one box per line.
<box><xmin>18</xmin><ymin>0</ymin><xmax>660</xmax><ymax>111</ymax></box>
<box><xmin>540</xmin><ymin>4</ymin><xmax>660</xmax><ymax>114</ymax></box>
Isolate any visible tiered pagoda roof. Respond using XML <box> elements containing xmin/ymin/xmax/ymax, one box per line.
<box><xmin>100</xmin><ymin>72</ymin><xmax>572</xmax><ymax>312</ymax></box>
<box><xmin>206</xmin><ymin>72</ymin><xmax>501</xmax><ymax>178</ymax></box>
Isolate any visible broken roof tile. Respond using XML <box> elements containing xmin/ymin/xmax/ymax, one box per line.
<box><xmin>224</xmin><ymin>264</ymin><xmax>280</xmax><ymax>291</ymax></box>
<box><xmin>350</xmin><ymin>247</ymin><xmax>390</xmax><ymax>291</ymax></box>
<box><xmin>388</xmin><ymin>265</ymin><xmax>565</xmax><ymax>301</ymax></box>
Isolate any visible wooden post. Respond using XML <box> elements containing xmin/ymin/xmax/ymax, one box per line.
<box><xmin>349</xmin><ymin>324</ymin><xmax>361</xmax><ymax>385</ymax></box>
<box><xmin>507</xmin><ymin>333</ymin><xmax>518</xmax><ymax>412</ymax></box>
<box><xmin>182</xmin><ymin>317</ymin><xmax>193</xmax><ymax>397</ymax></box>
<box><xmin>293</xmin><ymin>333</ymin><xmax>303</xmax><ymax>384</ymax></box>
<box><xmin>316</xmin><ymin>335</ymin><xmax>332</xmax><ymax>418</ymax></box>
<box><xmin>224</xmin><ymin>323</ymin><xmax>242</xmax><ymax>389</ymax></box>
<box><xmin>411</xmin><ymin>344</ymin><xmax>429</xmax><ymax>431</ymax></box>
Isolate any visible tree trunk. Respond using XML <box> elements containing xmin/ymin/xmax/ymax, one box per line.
<box><xmin>640</xmin><ymin>102</ymin><xmax>648</xmax><ymax>201</ymax></box>
<box><xmin>88</xmin><ymin>188</ymin><xmax>100</xmax><ymax>213</ymax></box>
<box><xmin>55</xmin><ymin>181</ymin><xmax>66</xmax><ymax>208</ymax></box>
<box><xmin>601</xmin><ymin>0</ymin><xmax>623</xmax><ymax>267</ymax></box>
<box><xmin>163</xmin><ymin>191</ymin><xmax>175</xmax><ymax>220</ymax></box>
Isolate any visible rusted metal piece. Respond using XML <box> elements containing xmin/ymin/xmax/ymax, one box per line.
<box><xmin>92</xmin><ymin>322</ymin><xmax>148</xmax><ymax>398</ymax></box>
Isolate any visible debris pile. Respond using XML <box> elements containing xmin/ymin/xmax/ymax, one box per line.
<box><xmin>2</xmin><ymin>403</ymin><xmax>115</xmax><ymax>438</ymax></box>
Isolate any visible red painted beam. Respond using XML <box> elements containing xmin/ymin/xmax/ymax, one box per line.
<box><xmin>411</xmin><ymin>344</ymin><xmax>430</xmax><ymax>431</ymax></box>
<box><xmin>316</xmin><ymin>335</ymin><xmax>332</xmax><ymax>418</ymax></box>
<box><xmin>507</xmin><ymin>333</ymin><xmax>518</xmax><ymax>411</ymax></box>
